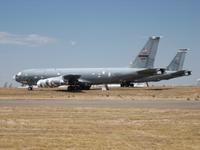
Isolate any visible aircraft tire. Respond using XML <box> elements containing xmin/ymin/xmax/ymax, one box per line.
<box><xmin>130</xmin><ymin>83</ymin><xmax>134</xmax><ymax>87</ymax></box>
<box><xmin>28</xmin><ymin>86</ymin><xmax>33</xmax><ymax>91</ymax></box>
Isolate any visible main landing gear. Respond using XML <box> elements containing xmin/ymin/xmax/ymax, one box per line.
<box><xmin>67</xmin><ymin>85</ymin><xmax>91</xmax><ymax>91</ymax></box>
<box><xmin>120</xmin><ymin>81</ymin><xmax>134</xmax><ymax>87</ymax></box>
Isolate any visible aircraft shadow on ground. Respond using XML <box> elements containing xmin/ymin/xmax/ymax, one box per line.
<box><xmin>144</xmin><ymin>87</ymin><xmax>173</xmax><ymax>91</ymax></box>
<box><xmin>55</xmin><ymin>89</ymin><xmax>85</xmax><ymax>93</ymax></box>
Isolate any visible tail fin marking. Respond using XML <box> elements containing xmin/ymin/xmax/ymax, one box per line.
<box><xmin>129</xmin><ymin>36</ymin><xmax>160</xmax><ymax>68</ymax></box>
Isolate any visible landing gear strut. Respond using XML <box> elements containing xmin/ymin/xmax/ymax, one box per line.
<box><xmin>102</xmin><ymin>84</ymin><xmax>109</xmax><ymax>91</ymax></box>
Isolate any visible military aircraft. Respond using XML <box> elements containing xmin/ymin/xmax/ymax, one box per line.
<box><xmin>14</xmin><ymin>36</ymin><xmax>162</xmax><ymax>90</ymax></box>
<box><xmin>132</xmin><ymin>49</ymin><xmax>191</xmax><ymax>86</ymax></box>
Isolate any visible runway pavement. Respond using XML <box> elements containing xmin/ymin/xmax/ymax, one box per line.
<box><xmin>0</xmin><ymin>99</ymin><xmax>199</xmax><ymax>109</ymax></box>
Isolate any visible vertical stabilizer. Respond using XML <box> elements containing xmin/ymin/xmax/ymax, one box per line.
<box><xmin>129</xmin><ymin>36</ymin><xmax>160</xmax><ymax>68</ymax></box>
<box><xmin>166</xmin><ymin>49</ymin><xmax>187</xmax><ymax>71</ymax></box>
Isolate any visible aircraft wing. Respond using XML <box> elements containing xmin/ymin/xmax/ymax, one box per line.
<box><xmin>63</xmin><ymin>74</ymin><xmax>81</xmax><ymax>84</ymax></box>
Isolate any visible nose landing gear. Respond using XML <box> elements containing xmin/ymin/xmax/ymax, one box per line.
<box><xmin>28</xmin><ymin>86</ymin><xmax>33</xmax><ymax>91</ymax></box>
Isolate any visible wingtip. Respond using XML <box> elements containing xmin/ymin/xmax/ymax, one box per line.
<box><xmin>150</xmin><ymin>36</ymin><xmax>160</xmax><ymax>40</ymax></box>
<box><xmin>178</xmin><ymin>48</ymin><xmax>189</xmax><ymax>52</ymax></box>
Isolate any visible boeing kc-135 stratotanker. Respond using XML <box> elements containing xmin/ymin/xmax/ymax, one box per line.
<box><xmin>14</xmin><ymin>36</ymin><xmax>163</xmax><ymax>90</ymax></box>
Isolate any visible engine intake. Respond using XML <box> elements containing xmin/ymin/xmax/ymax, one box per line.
<box><xmin>185</xmin><ymin>70</ymin><xmax>191</xmax><ymax>76</ymax></box>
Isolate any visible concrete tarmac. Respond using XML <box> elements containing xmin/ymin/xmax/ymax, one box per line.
<box><xmin>0</xmin><ymin>99</ymin><xmax>199</xmax><ymax>109</ymax></box>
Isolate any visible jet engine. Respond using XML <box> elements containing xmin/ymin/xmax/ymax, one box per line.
<box><xmin>37</xmin><ymin>77</ymin><xmax>64</xmax><ymax>88</ymax></box>
<box><xmin>184</xmin><ymin>70</ymin><xmax>191</xmax><ymax>76</ymax></box>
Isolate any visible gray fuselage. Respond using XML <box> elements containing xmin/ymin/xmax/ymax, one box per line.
<box><xmin>15</xmin><ymin>67</ymin><xmax>153</xmax><ymax>86</ymax></box>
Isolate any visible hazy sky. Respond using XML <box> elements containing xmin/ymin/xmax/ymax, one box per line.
<box><xmin>0</xmin><ymin>0</ymin><xmax>199</xmax><ymax>86</ymax></box>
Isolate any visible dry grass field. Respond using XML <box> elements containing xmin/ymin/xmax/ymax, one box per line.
<box><xmin>0</xmin><ymin>107</ymin><xmax>199</xmax><ymax>150</ymax></box>
<box><xmin>0</xmin><ymin>86</ymin><xmax>200</xmax><ymax>149</ymax></box>
<box><xmin>0</xmin><ymin>86</ymin><xmax>200</xmax><ymax>100</ymax></box>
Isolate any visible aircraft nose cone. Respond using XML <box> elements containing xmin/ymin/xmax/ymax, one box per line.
<box><xmin>14</xmin><ymin>72</ymin><xmax>22</xmax><ymax>82</ymax></box>
<box><xmin>13</xmin><ymin>74</ymin><xmax>19</xmax><ymax>81</ymax></box>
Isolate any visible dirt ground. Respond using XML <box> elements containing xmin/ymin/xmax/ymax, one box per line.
<box><xmin>0</xmin><ymin>86</ymin><xmax>200</xmax><ymax>100</ymax></box>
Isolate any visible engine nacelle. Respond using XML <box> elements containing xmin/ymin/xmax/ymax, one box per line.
<box><xmin>157</xmin><ymin>68</ymin><xmax>166</xmax><ymax>74</ymax></box>
<box><xmin>37</xmin><ymin>77</ymin><xmax>64</xmax><ymax>88</ymax></box>
<box><xmin>184</xmin><ymin>70</ymin><xmax>192</xmax><ymax>76</ymax></box>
